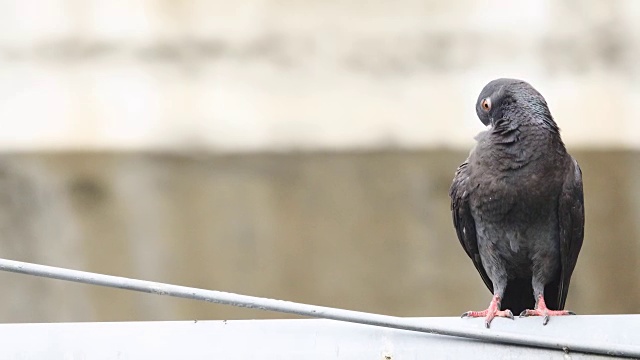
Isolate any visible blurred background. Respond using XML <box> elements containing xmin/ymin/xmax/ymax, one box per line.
<box><xmin>0</xmin><ymin>0</ymin><xmax>638</xmax><ymax>323</ymax></box>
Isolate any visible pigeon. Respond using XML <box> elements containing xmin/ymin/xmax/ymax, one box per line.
<box><xmin>449</xmin><ymin>78</ymin><xmax>584</xmax><ymax>328</ymax></box>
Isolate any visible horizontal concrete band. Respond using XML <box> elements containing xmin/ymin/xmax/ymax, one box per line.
<box><xmin>0</xmin><ymin>1</ymin><xmax>638</xmax><ymax>151</ymax></box>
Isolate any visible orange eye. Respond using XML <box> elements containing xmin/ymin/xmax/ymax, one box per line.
<box><xmin>481</xmin><ymin>98</ymin><xmax>491</xmax><ymax>111</ymax></box>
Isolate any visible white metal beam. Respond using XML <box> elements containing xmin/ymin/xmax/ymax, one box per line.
<box><xmin>0</xmin><ymin>316</ymin><xmax>636</xmax><ymax>359</ymax></box>
<box><xmin>0</xmin><ymin>258</ymin><xmax>637</xmax><ymax>358</ymax></box>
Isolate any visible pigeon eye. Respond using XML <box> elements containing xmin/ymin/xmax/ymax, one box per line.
<box><xmin>481</xmin><ymin>98</ymin><xmax>491</xmax><ymax>112</ymax></box>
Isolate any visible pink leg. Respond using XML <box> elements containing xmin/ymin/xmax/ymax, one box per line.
<box><xmin>461</xmin><ymin>295</ymin><xmax>514</xmax><ymax>328</ymax></box>
<box><xmin>519</xmin><ymin>295</ymin><xmax>576</xmax><ymax>325</ymax></box>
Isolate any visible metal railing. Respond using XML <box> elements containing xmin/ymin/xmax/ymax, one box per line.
<box><xmin>0</xmin><ymin>257</ymin><xmax>635</xmax><ymax>358</ymax></box>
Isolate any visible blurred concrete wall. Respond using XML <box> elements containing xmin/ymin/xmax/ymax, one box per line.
<box><xmin>0</xmin><ymin>1</ymin><xmax>637</xmax><ymax>323</ymax></box>
<box><xmin>0</xmin><ymin>151</ymin><xmax>638</xmax><ymax>322</ymax></box>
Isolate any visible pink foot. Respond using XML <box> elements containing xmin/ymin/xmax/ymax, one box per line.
<box><xmin>519</xmin><ymin>295</ymin><xmax>576</xmax><ymax>325</ymax></box>
<box><xmin>461</xmin><ymin>295</ymin><xmax>514</xmax><ymax>328</ymax></box>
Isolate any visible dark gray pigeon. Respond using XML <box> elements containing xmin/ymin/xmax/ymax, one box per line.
<box><xmin>449</xmin><ymin>78</ymin><xmax>584</xmax><ymax>328</ymax></box>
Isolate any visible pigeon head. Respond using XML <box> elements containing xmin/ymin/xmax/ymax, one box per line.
<box><xmin>475</xmin><ymin>78</ymin><xmax>558</xmax><ymax>132</ymax></box>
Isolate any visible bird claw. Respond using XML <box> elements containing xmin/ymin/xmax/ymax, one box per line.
<box><xmin>504</xmin><ymin>309</ymin><xmax>514</xmax><ymax>320</ymax></box>
<box><xmin>461</xmin><ymin>295</ymin><xmax>517</xmax><ymax>328</ymax></box>
<box><xmin>518</xmin><ymin>296</ymin><xmax>576</xmax><ymax>325</ymax></box>
<box><xmin>461</xmin><ymin>307</ymin><xmax>513</xmax><ymax>328</ymax></box>
<box><xmin>485</xmin><ymin>310</ymin><xmax>513</xmax><ymax>327</ymax></box>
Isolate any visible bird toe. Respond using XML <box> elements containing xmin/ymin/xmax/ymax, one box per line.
<box><xmin>504</xmin><ymin>309</ymin><xmax>514</xmax><ymax>320</ymax></box>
